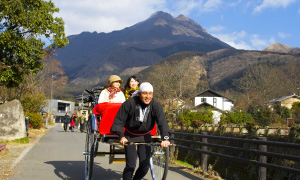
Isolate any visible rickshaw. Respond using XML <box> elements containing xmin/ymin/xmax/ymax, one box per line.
<box><xmin>82</xmin><ymin>88</ymin><xmax>170</xmax><ymax>180</ymax></box>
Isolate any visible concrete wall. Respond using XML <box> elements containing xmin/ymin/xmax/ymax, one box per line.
<box><xmin>0</xmin><ymin>100</ymin><xmax>26</xmax><ymax>141</ymax></box>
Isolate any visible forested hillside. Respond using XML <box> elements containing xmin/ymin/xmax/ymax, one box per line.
<box><xmin>138</xmin><ymin>49</ymin><xmax>300</xmax><ymax>110</ymax></box>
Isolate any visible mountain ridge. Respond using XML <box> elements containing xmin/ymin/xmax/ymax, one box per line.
<box><xmin>52</xmin><ymin>11</ymin><xmax>233</xmax><ymax>87</ymax></box>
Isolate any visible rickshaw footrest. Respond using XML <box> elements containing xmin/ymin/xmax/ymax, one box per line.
<box><xmin>109</xmin><ymin>157</ymin><xmax>126</xmax><ymax>164</ymax></box>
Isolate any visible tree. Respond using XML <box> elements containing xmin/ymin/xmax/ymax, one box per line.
<box><xmin>35</xmin><ymin>52</ymin><xmax>68</xmax><ymax>97</ymax></box>
<box><xmin>146</xmin><ymin>57</ymin><xmax>205</xmax><ymax>103</ymax></box>
<box><xmin>0</xmin><ymin>0</ymin><xmax>69</xmax><ymax>87</ymax></box>
<box><xmin>234</xmin><ymin>64</ymin><xmax>288</xmax><ymax>109</ymax></box>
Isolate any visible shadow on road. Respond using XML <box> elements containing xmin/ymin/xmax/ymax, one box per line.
<box><xmin>45</xmin><ymin>161</ymin><xmax>122</xmax><ymax>180</ymax></box>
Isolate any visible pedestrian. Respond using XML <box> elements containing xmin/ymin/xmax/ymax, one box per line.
<box><xmin>98</xmin><ymin>75</ymin><xmax>126</xmax><ymax>103</ymax></box>
<box><xmin>79</xmin><ymin>116</ymin><xmax>86</xmax><ymax>133</ymax></box>
<box><xmin>70</xmin><ymin>114</ymin><xmax>77</xmax><ymax>132</ymax></box>
<box><xmin>110</xmin><ymin>82</ymin><xmax>170</xmax><ymax>180</ymax></box>
<box><xmin>63</xmin><ymin>113</ymin><xmax>70</xmax><ymax>132</ymax></box>
<box><xmin>124</xmin><ymin>75</ymin><xmax>139</xmax><ymax>100</ymax></box>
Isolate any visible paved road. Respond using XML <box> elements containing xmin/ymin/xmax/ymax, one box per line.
<box><xmin>9</xmin><ymin>124</ymin><xmax>203</xmax><ymax>180</ymax></box>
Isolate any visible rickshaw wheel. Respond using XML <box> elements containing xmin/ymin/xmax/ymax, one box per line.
<box><xmin>84</xmin><ymin>119</ymin><xmax>95</xmax><ymax>180</ymax></box>
<box><xmin>150</xmin><ymin>146</ymin><xmax>169</xmax><ymax>180</ymax></box>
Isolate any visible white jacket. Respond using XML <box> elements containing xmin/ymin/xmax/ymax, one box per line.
<box><xmin>98</xmin><ymin>89</ymin><xmax>126</xmax><ymax>103</ymax></box>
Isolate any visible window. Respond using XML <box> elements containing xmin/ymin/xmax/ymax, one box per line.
<box><xmin>58</xmin><ymin>102</ymin><xmax>68</xmax><ymax>113</ymax></box>
<box><xmin>201</xmin><ymin>98</ymin><xmax>206</xmax><ymax>102</ymax></box>
<box><xmin>213</xmin><ymin>98</ymin><xmax>217</xmax><ymax>106</ymax></box>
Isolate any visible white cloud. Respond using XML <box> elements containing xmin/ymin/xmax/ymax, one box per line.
<box><xmin>250</xmin><ymin>34</ymin><xmax>276</xmax><ymax>50</ymax></box>
<box><xmin>253</xmin><ymin>0</ymin><xmax>296</xmax><ymax>13</ymax></box>
<box><xmin>228</xmin><ymin>0</ymin><xmax>242</xmax><ymax>7</ymax></box>
<box><xmin>52</xmin><ymin>0</ymin><xmax>167</xmax><ymax>35</ymax></box>
<box><xmin>212</xmin><ymin>31</ymin><xmax>252</xmax><ymax>50</ymax></box>
<box><xmin>170</xmin><ymin>0</ymin><xmax>201</xmax><ymax>16</ymax></box>
<box><xmin>298</xmin><ymin>8</ymin><xmax>300</xmax><ymax>13</ymax></box>
<box><xmin>278</xmin><ymin>32</ymin><xmax>291</xmax><ymax>39</ymax></box>
<box><xmin>212</xmin><ymin>31</ymin><xmax>277</xmax><ymax>50</ymax></box>
<box><xmin>208</xmin><ymin>25</ymin><xmax>225</xmax><ymax>32</ymax></box>
<box><xmin>203</xmin><ymin>0</ymin><xmax>223</xmax><ymax>12</ymax></box>
<box><xmin>50</xmin><ymin>0</ymin><xmax>229</xmax><ymax>36</ymax></box>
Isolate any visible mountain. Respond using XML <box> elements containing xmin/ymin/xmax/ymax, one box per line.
<box><xmin>52</xmin><ymin>11</ymin><xmax>233</xmax><ymax>88</ymax></box>
<box><xmin>263</xmin><ymin>43</ymin><xmax>300</xmax><ymax>55</ymax></box>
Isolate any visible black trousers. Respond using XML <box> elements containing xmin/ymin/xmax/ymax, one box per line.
<box><xmin>64</xmin><ymin>122</ymin><xmax>69</xmax><ymax>131</ymax></box>
<box><xmin>80</xmin><ymin>123</ymin><xmax>84</xmax><ymax>132</ymax></box>
<box><xmin>123</xmin><ymin>143</ymin><xmax>151</xmax><ymax>180</ymax></box>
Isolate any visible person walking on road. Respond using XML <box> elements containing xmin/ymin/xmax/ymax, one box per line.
<box><xmin>70</xmin><ymin>114</ymin><xmax>77</xmax><ymax>132</ymax></box>
<box><xmin>79</xmin><ymin>116</ymin><xmax>86</xmax><ymax>133</ymax></box>
<box><xmin>63</xmin><ymin>113</ymin><xmax>70</xmax><ymax>132</ymax></box>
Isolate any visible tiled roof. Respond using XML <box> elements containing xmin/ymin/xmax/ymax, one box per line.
<box><xmin>266</xmin><ymin>94</ymin><xmax>300</xmax><ymax>103</ymax></box>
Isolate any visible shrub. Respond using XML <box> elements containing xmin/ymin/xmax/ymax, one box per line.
<box><xmin>178</xmin><ymin>120</ymin><xmax>185</xmax><ymax>125</ymax></box>
<box><xmin>288</xmin><ymin>120</ymin><xmax>296</xmax><ymax>127</ymax></box>
<box><xmin>247</xmin><ymin>105</ymin><xmax>272</xmax><ymax>126</ymax></box>
<box><xmin>245</xmin><ymin>121</ymin><xmax>258</xmax><ymax>136</ymax></box>
<box><xmin>21</xmin><ymin>92</ymin><xmax>47</xmax><ymax>114</ymax></box>
<box><xmin>26</xmin><ymin>112</ymin><xmax>43</xmax><ymax>129</ymax></box>
<box><xmin>192</xmin><ymin>120</ymin><xmax>203</xmax><ymax>128</ymax></box>
<box><xmin>292</xmin><ymin>102</ymin><xmax>300</xmax><ymax>124</ymax></box>
<box><xmin>178</xmin><ymin>108</ymin><xmax>213</xmax><ymax>125</ymax></box>
<box><xmin>221</xmin><ymin>110</ymin><xmax>253</xmax><ymax>125</ymax></box>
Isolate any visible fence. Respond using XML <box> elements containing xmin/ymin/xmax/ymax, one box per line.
<box><xmin>170</xmin><ymin>131</ymin><xmax>300</xmax><ymax>180</ymax></box>
<box><xmin>170</xmin><ymin>124</ymin><xmax>290</xmax><ymax>136</ymax></box>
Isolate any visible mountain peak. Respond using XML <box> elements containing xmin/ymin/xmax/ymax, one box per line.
<box><xmin>264</xmin><ymin>43</ymin><xmax>292</xmax><ymax>51</ymax></box>
<box><xmin>149</xmin><ymin>11</ymin><xmax>173</xmax><ymax>20</ymax></box>
<box><xmin>263</xmin><ymin>43</ymin><xmax>300</xmax><ymax>55</ymax></box>
<box><xmin>175</xmin><ymin>14</ymin><xmax>191</xmax><ymax>21</ymax></box>
<box><xmin>264</xmin><ymin>43</ymin><xmax>292</xmax><ymax>53</ymax></box>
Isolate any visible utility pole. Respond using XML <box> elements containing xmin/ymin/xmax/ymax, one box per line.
<box><xmin>46</xmin><ymin>75</ymin><xmax>54</xmax><ymax>128</ymax></box>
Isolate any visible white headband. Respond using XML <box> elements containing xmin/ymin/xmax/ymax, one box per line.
<box><xmin>139</xmin><ymin>82</ymin><xmax>153</xmax><ymax>92</ymax></box>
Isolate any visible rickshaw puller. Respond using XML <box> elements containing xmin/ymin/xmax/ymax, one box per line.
<box><xmin>110</xmin><ymin>82</ymin><xmax>170</xmax><ymax>180</ymax></box>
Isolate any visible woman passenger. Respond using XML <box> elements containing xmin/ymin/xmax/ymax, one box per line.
<box><xmin>124</xmin><ymin>76</ymin><xmax>140</xmax><ymax>100</ymax></box>
<box><xmin>98</xmin><ymin>75</ymin><xmax>126</xmax><ymax>103</ymax></box>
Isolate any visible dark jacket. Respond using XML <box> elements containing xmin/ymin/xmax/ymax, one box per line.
<box><xmin>110</xmin><ymin>96</ymin><xmax>170</xmax><ymax>140</ymax></box>
<box><xmin>64</xmin><ymin>115</ymin><xmax>70</xmax><ymax>123</ymax></box>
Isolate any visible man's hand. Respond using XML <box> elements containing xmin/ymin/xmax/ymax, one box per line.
<box><xmin>161</xmin><ymin>140</ymin><xmax>170</xmax><ymax>148</ymax></box>
<box><xmin>120</xmin><ymin>137</ymin><xmax>128</xmax><ymax>146</ymax></box>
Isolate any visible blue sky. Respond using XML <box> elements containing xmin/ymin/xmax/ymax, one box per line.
<box><xmin>50</xmin><ymin>0</ymin><xmax>300</xmax><ymax>50</ymax></box>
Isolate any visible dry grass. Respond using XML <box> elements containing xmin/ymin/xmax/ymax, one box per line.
<box><xmin>170</xmin><ymin>162</ymin><xmax>224</xmax><ymax>180</ymax></box>
<box><xmin>27</xmin><ymin>128</ymin><xmax>48</xmax><ymax>140</ymax></box>
<box><xmin>0</xmin><ymin>127</ymin><xmax>49</xmax><ymax>180</ymax></box>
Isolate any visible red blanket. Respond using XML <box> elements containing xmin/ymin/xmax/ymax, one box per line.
<box><xmin>93</xmin><ymin>102</ymin><xmax>157</xmax><ymax>136</ymax></box>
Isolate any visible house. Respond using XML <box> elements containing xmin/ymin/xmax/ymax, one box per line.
<box><xmin>42</xmin><ymin>99</ymin><xmax>75</xmax><ymax>123</ymax></box>
<box><xmin>193</xmin><ymin>89</ymin><xmax>234</xmax><ymax>124</ymax></box>
<box><xmin>265</xmin><ymin>94</ymin><xmax>300</xmax><ymax>110</ymax></box>
<box><xmin>76</xmin><ymin>102</ymin><xmax>90</xmax><ymax>121</ymax></box>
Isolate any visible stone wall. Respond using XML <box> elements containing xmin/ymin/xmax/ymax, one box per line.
<box><xmin>0</xmin><ymin>100</ymin><xmax>26</xmax><ymax>141</ymax></box>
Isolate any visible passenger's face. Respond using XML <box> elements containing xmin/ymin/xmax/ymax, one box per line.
<box><xmin>129</xmin><ymin>78</ymin><xmax>138</xmax><ymax>89</ymax></box>
<box><xmin>139</xmin><ymin>91</ymin><xmax>153</xmax><ymax>104</ymax></box>
<box><xmin>112</xmin><ymin>81</ymin><xmax>120</xmax><ymax>88</ymax></box>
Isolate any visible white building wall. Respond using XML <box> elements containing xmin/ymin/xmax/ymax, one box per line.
<box><xmin>213</xmin><ymin>111</ymin><xmax>222</xmax><ymax>125</ymax></box>
<box><xmin>195</xmin><ymin>96</ymin><xmax>233</xmax><ymax>111</ymax></box>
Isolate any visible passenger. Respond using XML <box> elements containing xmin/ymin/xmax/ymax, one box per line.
<box><xmin>124</xmin><ymin>76</ymin><xmax>140</xmax><ymax>100</ymax></box>
<box><xmin>98</xmin><ymin>75</ymin><xmax>126</xmax><ymax>103</ymax></box>
<box><xmin>110</xmin><ymin>82</ymin><xmax>170</xmax><ymax>180</ymax></box>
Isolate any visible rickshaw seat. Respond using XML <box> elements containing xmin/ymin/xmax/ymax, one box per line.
<box><xmin>93</xmin><ymin>102</ymin><xmax>157</xmax><ymax>136</ymax></box>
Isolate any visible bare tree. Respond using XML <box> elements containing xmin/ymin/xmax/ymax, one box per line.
<box><xmin>234</xmin><ymin>64</ymin><xmax>288</xmax><ymax>108</ymax></box>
